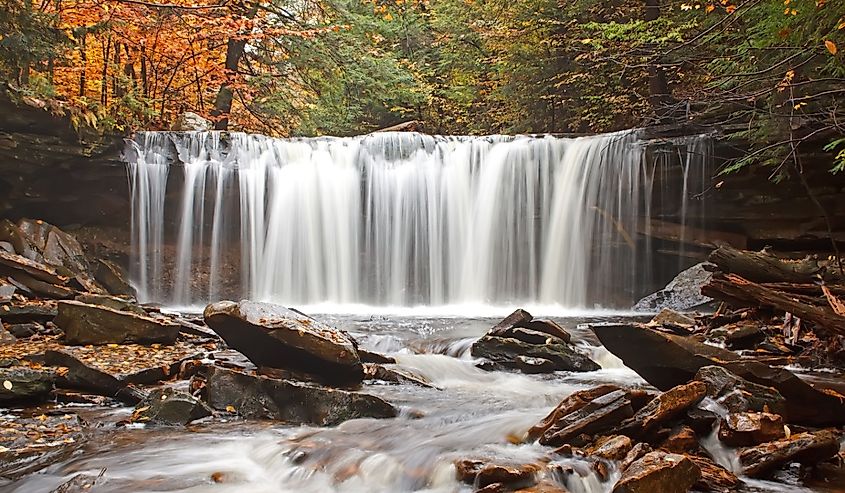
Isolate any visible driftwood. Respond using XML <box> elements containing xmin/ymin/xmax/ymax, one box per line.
<box><xmin>372</xmin><ymin>120</ymin><xmax>424</xmax><ymax>133</ymax></box>
<box><xmin>707</xmin><ymin>245</ymin><xmax>843</xmax><ymax>284</ymax></box>
<box><xmin>702</xmin><ymin>273</ymin><xmax>845</xmax><ymax>337</ymax></box>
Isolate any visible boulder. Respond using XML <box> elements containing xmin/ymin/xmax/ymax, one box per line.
<box><xmin>44</xmin><ymin>349</ymin><xmax>146</xmax><ymax>405</ymax></box>
<box><xmin>488</xmin><ymin>309</ymin><xmax>572</xmax><ymax>343</ymax></box>
<box><xmin>718</xmin><ymin>412</ymin><xmax>785</xmax><ymax>447</ymax></box>
<box><xmin>694</xmin><ymin>365</ymin><xmax>786</xmax><ymax>415</ymax></box>
<box><xmin>472</xmin><ymin>335</ymin><xmax>599</xmax><ymax>374</ymax></box>
<box><xmin>0</xmin><ymin>367</ymin><xmax>54</xmax><ymax>403</ymax></box>
<box><xmin>358</xmin><ymin>348</ymin><xmax>396</xmax><ymax>364</ymax></box>
<box><xmin>75</xmin><ymin>293</ymin><xmax>146</xmax><ymax>315</ymax></box>
<box><xmin>634</xmin><ymin>263</ymin><xmax>713</xmax><ymax>312</ymax></box>
<box><xmin>738</xmin><ymin>429</ymin><xmax>841</xmax><ymax>478</ymax></box>
<box><xmin>94</xmin><ymin>259</ymin><xmax>137</xmax><ymax>297</ymax></box>
<box><xmin>591</xmin><ymin>323</ymin><xmax>845</xmax><ymax>426</ymax></box>
<box><xmin>588</xmin><ymin>435</ymin><xmax>633</xmax><ymax>461</ymax></box>
<box><xmin>203</xmin><ymin>300</ymin><xmax>364</xmax><ymax>386</ymax></box>
<box><xmin>363</xmin><ymin>363</ymin><xmax>437</xmax><ymax>388</ymax></box>
<box><xmin>171</xmin><ymin>111</ymin><xmax>211</xmax><ymax>131</ymax></box>
<box><xmin>0</xmin><ymin>301</ymin><xmax>57</xmax><ymax>323</ymax></box>
<box><xmin>131</xmin><ymin>387</ymin><xmax>212</xmax><ymax>426</ymax></box>
<box><xmin>615</xmin><ymin>381</ymin><xmax>706</xmax><ymax>438</ymax></box>
<box><xmin>55</xmin><ymin>300</ymin><xmax>179</xmax><ymax>345</ymax></box>
<box><xmin>5</xmin><ymin>322</ymin><xmax>42</xmax><ymax>338</ymax></box>
<box><xmin>539</xmin><ymin>390</ymin><xmax>633</xmax><ymax>446</ymax></box>
<box><xmin>199</xmin><ymin>365</ymin><xmax>396</xmax><ymax>426</ymax></box>
<box><xmin>528</xmin><ymin>385</ymin><xmax>620</xmax><ymax>441</ymax></box>
<box><xmin>0</xmin><ymin>249</ymin><xmax>67</xmax><ymax>285</ymax></box>
<box><xmin>659</xmin><ymin>426</ymin><xmax>699</xmax><ymax>454</ymax></box>
<box><xmin>612</xmin><ymin>451</ymin><xmax>700</xmax><ymax>493</ymax></box>
<box><xmin>619</xmin><ymin>443</ymin><xmax>652</xmax><ymax>472</ymax></box>
<box><xmin>16</xmin><ymin>218</ymin><xmax>89</xmax><ymax>275</ymax></box>
<box><xmin>454</xmin><ymin>459</ymin><xmax>539</xmax><ymax>490</ymax></box>
<box><xmin>686</xmin><ymin>455</ymin><xmax>740</xmax><ymax>492</ymax></box>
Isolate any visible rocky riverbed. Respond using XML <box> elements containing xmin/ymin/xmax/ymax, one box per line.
<box><xmin>0</xmin><ymin>218</ymin><xmax>844</xmax><ymax>492</ymax></box>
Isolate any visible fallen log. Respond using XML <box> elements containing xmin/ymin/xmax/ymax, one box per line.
<box><xmin>702</xmin><ymin>273</ymin><xmax>845</xmax><ymax>337</ymax></box>
<box><xmin>707</xmin><ymin>246</ymin><xmax>842</xmax><ymax>283</ymax></box>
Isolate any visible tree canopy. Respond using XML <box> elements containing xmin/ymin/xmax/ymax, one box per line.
<box><xmin>1</xmin><ymin>0</ymin><xmax>843</xmax><ymax>170</ymax></box>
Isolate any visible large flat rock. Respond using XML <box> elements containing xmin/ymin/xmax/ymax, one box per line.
<box><xmin>591</xmin><ymin>323</ymin><xmax>845</xmax><ymax>426</ymax></box>
<box><xmin>203</xmin><ymin>300</ymin><xmax>364</xmax><ymax>385</ymax></box>
<box><xmin>55</xmin><ymin>300</ymin><xmax>179</xmax><ymax>345</ymax></box>
<box><xmin>198</xmin><ymin>365</ymin><xmax>396</xmax><ymax>426</ymax></box>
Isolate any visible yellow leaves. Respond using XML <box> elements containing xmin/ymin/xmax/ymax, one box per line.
<box><xmin>784</xmin><ymin>8</ymin><xmax>797</xmax><ymax>15</ymax></box>
<box><xmin>824</xmin><ymin>40</ymin><xmax>838</xmax><ymax>55</ymax></box>
<box><xmin>706</xmin><ymin>4</ymin><xmax>715</xmax><ymax>13</ymax></box>
<box><xmin>225</xmin><ymin>405</ymin><xmax>236</xmax><ymax>413</ymax></box>
<box><xmin>725</xmin><ymin>5</ymin><xmax>736</xmax><ymax>13</ymax></box>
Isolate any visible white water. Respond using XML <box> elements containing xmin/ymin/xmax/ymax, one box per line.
<box><xmin>125</xmin><ymin>130</ymin><xmax>711</xmax><ymax>308</ymax></box>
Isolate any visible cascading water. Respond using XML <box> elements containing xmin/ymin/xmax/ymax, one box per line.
<box><xmin>125</xmin><ymin>130</ymin><xmax>712</xmax><ymax>309</ymax></box>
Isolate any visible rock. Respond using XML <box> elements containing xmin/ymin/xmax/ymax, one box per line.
<box><xmin>455</xmin><ymin>459</ymin><xmax>539</xmax><ymax>490</ymax></box>
<box><xmin>0</xmin><ymin>413</ymin><xmax>85</xmax><ymax>480</ymax></box>
<box><xmin>738</xmin><ymin>429</ymin><xmax>841</xmax><ymax>478</ymax></box>
<box><xmin>55</xmin><ymin>300</ymin><xmax>179</xmax><ymax>345</ymax></box>
<box><xmin>199</xmin><ymin>365</ymin><xmax>396</xmax><ymax>425</ymax></box>
<box><xmin>171</xmin><ymin>111</ymin><xmax>211</xmax><ymax>131</ymax></box>
<box><xmin>694</xmin><ymin>365</ymin><xmax>786</xmax><ymax>415</ymax></box>
<box><xmin>94</xmin><ymin>259</ymin><xmax>137</xmax><ymax>297</ymax></box>
<box><xmin>612</xmin><ymin>451</ymin><xmax>700</xmax><ymax>493</ymax></box>
<box><xmin>0</xmin><ymin>301</ymin><xmax>57</xmax><ymax>323</ymax></box>
<box><xmin>204</xmin><ymin>300</ymin><xmax>364</xmax><ymax>386</ymax></box>
<box><xmin>685</xmin><ymin>407</ymin><xmax>719</xmax><ymax>434</ymax></box>
<box><xmin>44</xmin><ymin>349</ymin><xmax>145</xmax><ymax>404</ymax></box>
<box><xmin>358</xmin><ymin>348</ymin><xmax>396</xmax><ymax>364</ymax></box>
<box><xmin>75</xmin><ymin>293</ymin><xmax>146</xmax><ymax>315</ymax></box>
<box><xmin>718</xmin><ymin>412</ymin><xmax>785</xmax><ymax>447</ymax></box>
<box><xmin>0</xmin><ymin>249</ymin><xmax>67</xmax><ymax>285</ymax></box>
<box><xmin>16</xmin><ymin>218</ymin><xmax>89</xmax><ymax>275</ymax></box>
<box><xmin>591</xmin><ymin>323</ymin><xmax>845</xmax><ymax>426</ymax></box>
<box><xmin>615</xmin><ymin>381</ymin><xmax>707</xmax><ymax>438</ymax></box>
<box><xmin>539</xmin><ymin>390</ymin><xmax>633</xmax><ymax>446</ymax></box>
<box><xmin>472</xmin><ymin>335</ymin><xmax>600</xmax><ymax>374</ymax></box>
<box><xmin>4</xmin><ymin>270</ymin><xmax>74</xmax><ymax>299</ymax></box>
<box><xmin>528</xmin><ymin>385</ymin><xmax>621</xmax><ymax>441</ymax></box>
<box><xmin>50</xmin><ymin>469</ymin><xmax>106</xmax><ymax>493</ymax></box>
<box><xmin>131</xmin><ymin>387</ymin><xmax>212</xmax><ymax>426</ymax></box>
<box><xmin>649</xmin><ymin>308</ymin><xmax>695</xmax><ymax>328</ymax></box>
<box><xmin>634</xmin><ymin>262</ymin><xmax>713</xmax><ymax>312</ymax></box>
<box><xmin>722</xmin><ymin>323</ymin><xmax>766</xmax><ymax>349</ymax></box>
<box><xmin>659</xmin><ymin>426</ymin><xmax>699</xmax><ymax>454</ymax></box>
<box><xmin>686</xmin><ymin>455</ymin><xmax>740</xmax><ymax>492</ymax></box>
<box><xmin>488</xmin><ymin>309</ymin><xmax>572</xmax><ymax>343</ymax></box>
<box><xmin>5</xmin><ymin>322</ymin><xmax>42</xmax><ymax>338</ymax></box>
<box><xmin>0</xmin><ymin>367</ymin><xmax>54</xmax><ymax>403</ymax></box>
<box><xmin>363</xmin><ymin>363</ymin><xmax>437</xmax><ymax>388</ymax></box>
<box><xmin>619</xmin><ymin>443</ymin><xmax>652</xmax><ymax>472</ymax></box>
<box><xmin>588</xmin><ymin>435</ymin><xmax>633</xmax><ymax>461</ymax></box>
<box><xmin>0</xmin><ymin>325</ymin><xmax>16</xmax><ymax>344</ymax></box>
<box><xmin>0</xmin><ymin>277</ymin><xmax>15</xmax><ymax>301</ymax></box>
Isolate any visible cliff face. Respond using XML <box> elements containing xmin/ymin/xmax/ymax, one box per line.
<box><xmin>0</xmin><ymin>86</ymin><xmax>127</xmax><ymax>227</ymax></box>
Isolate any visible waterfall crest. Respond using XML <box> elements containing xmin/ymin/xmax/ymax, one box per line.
<box><xmin>125</xmin><ymin>130</ymin><xmax>711</xmax><ymax>309</ymax></box>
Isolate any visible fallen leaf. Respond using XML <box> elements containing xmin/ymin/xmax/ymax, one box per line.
<box><xmin>2</xmin><ymin>381</ymin><xmax>11</xmax><ymax>391</ymax></box>
<box><xmin>225</xmin><ymin>405</ymin><xmax>236</xmax><ymax>413</ymax></box>
<box><xmin>825</xmin><ymin>40</ymin><xmax>838</xmax><ymax>55</ymax></box>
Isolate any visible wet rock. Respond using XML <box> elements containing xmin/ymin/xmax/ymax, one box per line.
<box><xmin>588</xmin><ymin>434</ymin><xmax>633</xmax><ymax>461</ymax></box>
<box><xmin>634</xmin><ymin>262</ymin><xmax>713</xmax><ymax>312</ymax></box>
<box><xmin>472</xmin><ymin>335</ymin><xmax>599</xmax><ymax>374</ymax></box>
<box><xmin>363</xmin><ymin>363</ymin><xmax>437</xmax><ymax>388</ymax></box>
<box><xmin>659</xmin><ymin>426</ymin><xmax>699</xmax><ymax>454</ymax></box>
<box><xmin>16</xmin><ymin>219</ymin><xmax>89</xmax><ymax>275</ymax></box>
<box><xmin>45</xmin><ymin>349</ymin><xmax>140</xmax><ymax>404</ymax></box>
<box><xmin>200</xmin><ymin>365</ymin><xmax>396</xmax><ymax>425</ymax></box>
<box><xmin>56</xmin><ymin>300</ymin><xmax>179</xmax><ymax>345</ymax></box>
<box><xmin>172</xmin><ymin>111</ymin><xmax>211</xmax><ymax>131</ymax></box>
<box><xmin>738</xmin><ymin>429</ymin><xmax>841</xmax><ymax>478</ymax></box>
<box><xmin>0</xmin><ymin>249</ymin><xmax>67</xmax><ymax>286</ymax></box>
<box><xmin>488</xmin><ymin>309</ymin><xmax>572</xmax><ymax>343</ymax></box>
<box><xmin>204</xmin><ymin>300</ymin><xmax>364</xmax><ymax>386</ymax></box>
<box><xmin>615</xmin><ymin>381</ymin><xmax>706</xmax><ymax>438</ymax></box>
<box><xmin>74</xmin><ymin>293</ymin><xmax>146</xmax><ymax>316</ymax></box>
<box><xmin>94</xmin><ymin>259</ymin><xmax>137</xmax><ymax>297</ymax></box>
<box><xmin>685</xmin><ymin>407</ymin><xmax>719</xmax><ymax>434</ymax></box>
<box><xmin>718</xmin><ymin>412</ymin><xmax>785</xmax><ymax>447</ymax></box>
<box><xmin>694</xmin><ymin>365</ymin><xmax>786</xmax><ymax>416</ymax></box>
<box><xmin>50</xmin><ymin>468</ymin><xmax>105</xmax><ymax>493</ymax></box>
<box><xmin>723</xmin><ymin>323</ymin><xmax>766</xmax><ymax>350</ymax></box>
<box><xmin>612</xmin><ymin>451</ymin><xmax>700</xmax><ymax>493</ymax></box>
<box><xmin>0</xmin><ymin>413</ymin><xmax>85</xmax><ymax>480</ymax></box>
<box><xmin>0</xmin><ymin>277</ymin><xmax>15</xmax><ymax>301</ymax></box>
<box><xmin>5</xmin><ymin>322</ymin><xmax>42</xmax><ymax>338</ymax></box>
<box><xmin>358</xmin><ymin>348</ymin><xmax>396</xmax><ymax>364</ymax></box>
<box><xmin>619</xmin><ymin>443</ymin><xmax>652</xmax><ymax>472</ymax></box>
<box><xmin>528</xmin><ymin>385</ymin><xmax>620</xmax><ymax>441</ymax></box>
<box><xmin>0</xmin><ymin>367</ymin><xmax>54</xmax><ymax>403</ymax></box>
<box><xmin>649</xmin><ymin>308</ymin><xmax>695</xmax><ymax>328</ymax></box>
<box><xmin>591</xmin><ymin>323</ymin><xmax>845</xmax><ymax>426</ymax></box>
<box><xmin>0</xmin><ymin>325</ymin><xmax>15</xmax><ymax>344</ymax></box>
<box><xmin>131</xmin><ymin>387</ymin><xmax>212</xmax><ymax>426</ymax></box>
<box><xmin>51</xmin><ymin>389</ymin><xmax>113</xmax><ymax>406</ymax></box>
<box><xmin>540</xmin><ymin>389</ymin><xmax>633</xmax><ymax>446</ymax></box>
<box><xmin>686</xmin><ymin>455</ymin><xmax>740</xmax><ymax>492</ymax></box>
<box><xmin>455</xmin><ymin>459</ymin><xmax>539</xmax><ymax>490</ymax></box>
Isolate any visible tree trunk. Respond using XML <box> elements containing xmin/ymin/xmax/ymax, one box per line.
<box><xmin>644</xmin><ymin>0</ymin><xmax>672</xmax><ymax>122</ymax></box>
<box><xmin>211</xmin><ymin>2</ymin><xmax>259</xmax><ymax>130</ymax></box>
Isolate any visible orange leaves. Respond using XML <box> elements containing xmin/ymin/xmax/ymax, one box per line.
<box><xmin>824</xmin><ymin>39</ymin><xmax>838</xmax><ymax>55</ymax></box>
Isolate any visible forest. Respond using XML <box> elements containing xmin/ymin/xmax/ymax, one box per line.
<box><xmin>1</xmin><ymin>0</ymin><xmax>844</xmax><ymax>172</ymax></box>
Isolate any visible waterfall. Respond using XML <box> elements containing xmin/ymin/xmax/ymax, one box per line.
<box><xmin>125</xmin><ymin>130</ymin><xmax>712</xmax><ymax>309</ymax></box>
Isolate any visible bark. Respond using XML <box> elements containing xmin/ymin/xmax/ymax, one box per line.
<box><xmin>644</xmin><ymin>0</ymin><xmax>673</xmax><ymax>121</ymax></box>
<box><xmin>211</xmin><ymin>2</ymin><xmax>259</xmax><ymax>130</ymax></box>
<box><xmin>707</xmin><ymin>245</ymin><xmax>842</xmax><ymax>284</ymax></box>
